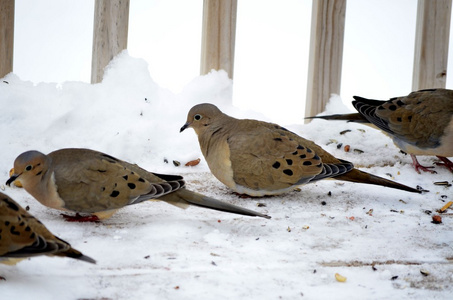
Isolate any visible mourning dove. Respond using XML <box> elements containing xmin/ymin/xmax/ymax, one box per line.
<box><xmin>0</xmin><ymin>192</ymin><xmax>95</xmax><ymax>265</ymax></box>
<box><xmin>180</xmin><ymin>103</ymin><xmax>421</xmax><ymax>197</ymax></box>
<box><xmin>306</xmin><ymin>88</ymin><xmax>453</xmax><ymax>173</ymax></box>
<box><xmin>6</xmin><ymin>148</ymin><xmax>270</xmax><ymax>221</ymax></box>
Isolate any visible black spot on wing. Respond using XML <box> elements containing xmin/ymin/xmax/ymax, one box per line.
<box><xmin>3</xmin><ymin>198</ymin><xmax>19</xmax><ymax>211</ymax></box>
<box><xmin>110</xmin><ymin>191</ymin><xmax>120</xmax><ymax>198</ymax></box>
<box><xmin>283</xmin><ymin>169</ymin><xmax>293</xmax><ymax>176</ymax></box>
<box><xmin>128</xmin><ymin>183</ymin><xmax>136</xmax><ymax>189</ymax></box>
<box><xmin>286</xmin><ymin>159</ymin><xmax>293</xmax><ymax>165</ymax></box>
<box><xmin>272</xmin><ymin>162</ymin><xmax>281</xmax><ymax>169</ymax></box>
<box><xmin>10</xmin><ymin>226</ymin><xmax>20</xmax><ymax>235</ymax></box>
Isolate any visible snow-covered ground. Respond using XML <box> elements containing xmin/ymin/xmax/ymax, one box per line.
<box><xmin>1</xmin><ymin>52</ymin><xmax>452</xmax><ymax>299</ymax></box>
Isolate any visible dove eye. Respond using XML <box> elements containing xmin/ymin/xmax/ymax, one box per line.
<box><xmin>25</xmin><ymin>165</ymin><xmax>33</xmax><ymax>171</ymax></box>
<box><xmin>194</xmin><ymin>114</ymin><xmax>202</xmax><ymax>121</ymax></box>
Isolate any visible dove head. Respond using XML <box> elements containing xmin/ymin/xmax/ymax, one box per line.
<box><xmin>6</xmin><ymin>151</ymin><xmax>51</xmax><ymax>188</ymax></box>
<box><xmin>180</xmin><ymin>103</ymin><xmax>223</xmax><ymax>135</ymax></box>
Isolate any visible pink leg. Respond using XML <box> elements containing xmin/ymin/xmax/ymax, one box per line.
<box><xmin>61</xmin><ymin>213</ymin><xmax>100</xmax><ymax>222</ymax></box>
<box><xmin>435</xmin><ymin>156</ymin><xmax>453</xmax><ymax>173</ymax></box>
<box><xmin>410</xmin><ymin>154</ymin><xmax>437</xmax><ymax>174</ymax></box>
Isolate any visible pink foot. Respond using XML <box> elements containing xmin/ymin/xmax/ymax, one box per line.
<box><xmin>435</xmin><ymin>156</ymin><xmax>453</xmax><ymax>173</ymax></box>
<box><xmin>61</xmin><ymin>213</ymin><xmax>100</xmax><ymax>222</ymax></box>
<box><xmin>410</xmin><ymin>155</ymin><xmax>437</xmax><ymax>174</ymax></box>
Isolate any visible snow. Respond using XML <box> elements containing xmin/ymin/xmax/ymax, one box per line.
<box><xmin>1</xmin><ymin>52</ymin><xmax>452</xmax><ymax>299</ymax></box>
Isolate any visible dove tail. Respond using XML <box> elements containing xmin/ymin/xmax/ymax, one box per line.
<box><xmin>334</xmin><ymin>168</ymin><xmax>422</xmax><ymax>193</ymax></box>
<box><xmin>161</xmin><ymin>188</ymin><xmax>271</xmax><ymax>219</ymax></box>
<box><xmin>56</xmin><ymin>248</ymin><xmax>97</xmax><ymax>264</ymax></box>
<box><xmin>305</xmin><ymin>113</ymin><xmax>369</xmax><ymax>123</ymax></box>
<box><xmin>306</xmin><ymin>160</ymin><xmax>354</xmax><ymax>183</ymax></box>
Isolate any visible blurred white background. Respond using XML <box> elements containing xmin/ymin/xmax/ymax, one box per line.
<box><xmin>12</xmin><ymin>0</ymin><xmax>453</xmax><ymax>124</ymax></box>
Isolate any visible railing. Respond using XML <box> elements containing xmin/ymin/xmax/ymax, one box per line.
<box><xmin>1</xmin><ymin>0</ymin><xmax>451</xmax><ymax>117</ymax></box>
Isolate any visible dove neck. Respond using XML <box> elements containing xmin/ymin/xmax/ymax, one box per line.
<box><xmin>31</xmin><ymin>156</ymin><xmax>53</xmax><ymax>199</ymax></box>
<box><xmin>197</xmin><ymin>114</ymin><xmax>237</xmax><ymax>157</ymax></box>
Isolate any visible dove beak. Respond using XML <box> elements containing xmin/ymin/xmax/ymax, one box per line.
<box><xmin>180</xmin><ymin>122</ymin><xmax>190</xmax><ymax>132</ymax></box>
<box><xmin>6</xmin><ymin>173</ymin><xmax>20</xmax><ymax>187</ymax></box>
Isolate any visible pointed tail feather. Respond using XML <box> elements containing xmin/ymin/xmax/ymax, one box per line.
<box><xmin>305</xmin><ymin>113</ymin><xmax>369</xmax><ymax>123</ymax></box>
<box><xmin>160</xmin><ymin>188</ymin><xmax>271</xmax><ymax>219</ymax></box>
<box><xmin>56</xmin><ymin>248</ymin><xmax>96</xmax><ymax>264</ymax></box>
<box><xmin>334</xmin><ymin>168</ymin><xmax>422</xmax><ymax>193</ymax></box>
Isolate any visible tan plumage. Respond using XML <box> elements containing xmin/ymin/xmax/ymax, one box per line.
<box><xmin>0</xmin><ymin>192</ymin><xmax>95</xmax><ymax>265</ymax></box>
<box><xmin>306</xmin><ymin>88</ymin><xmax>453</xmax><ymax>173</ymax></box>
<box><xmin>6</xmin><ymin>148</ymin><xmax>270</xmax><ymax>221</ymax></box>
<box><xmin>180</xmin><ymin>103</ymin><xmax>421</xmax><ymax>197</ymax></box>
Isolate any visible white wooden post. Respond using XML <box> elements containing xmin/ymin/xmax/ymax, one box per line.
<box><xmin>91</xmin><ymin>0</ymin><xmax>129</xmax><ymax>84</ymax></box>
<box><xmin>0</xmin><ymin>0</ymin><xmax>14</xmax><ymax>78</ymax></box>
<box><xmin>305</xmin><ymin>0</ymin><xmax>346</xmax><ymax>118</ymax></box>
<box><xmin>412</xmin><ymin>0</ymin><xmax>452</xmax><ymax>90</ymax></box>
<box><xmin>200</xmin><ymin>0</ymin><xmax>237</xmax><ymax>79</ymax></box>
